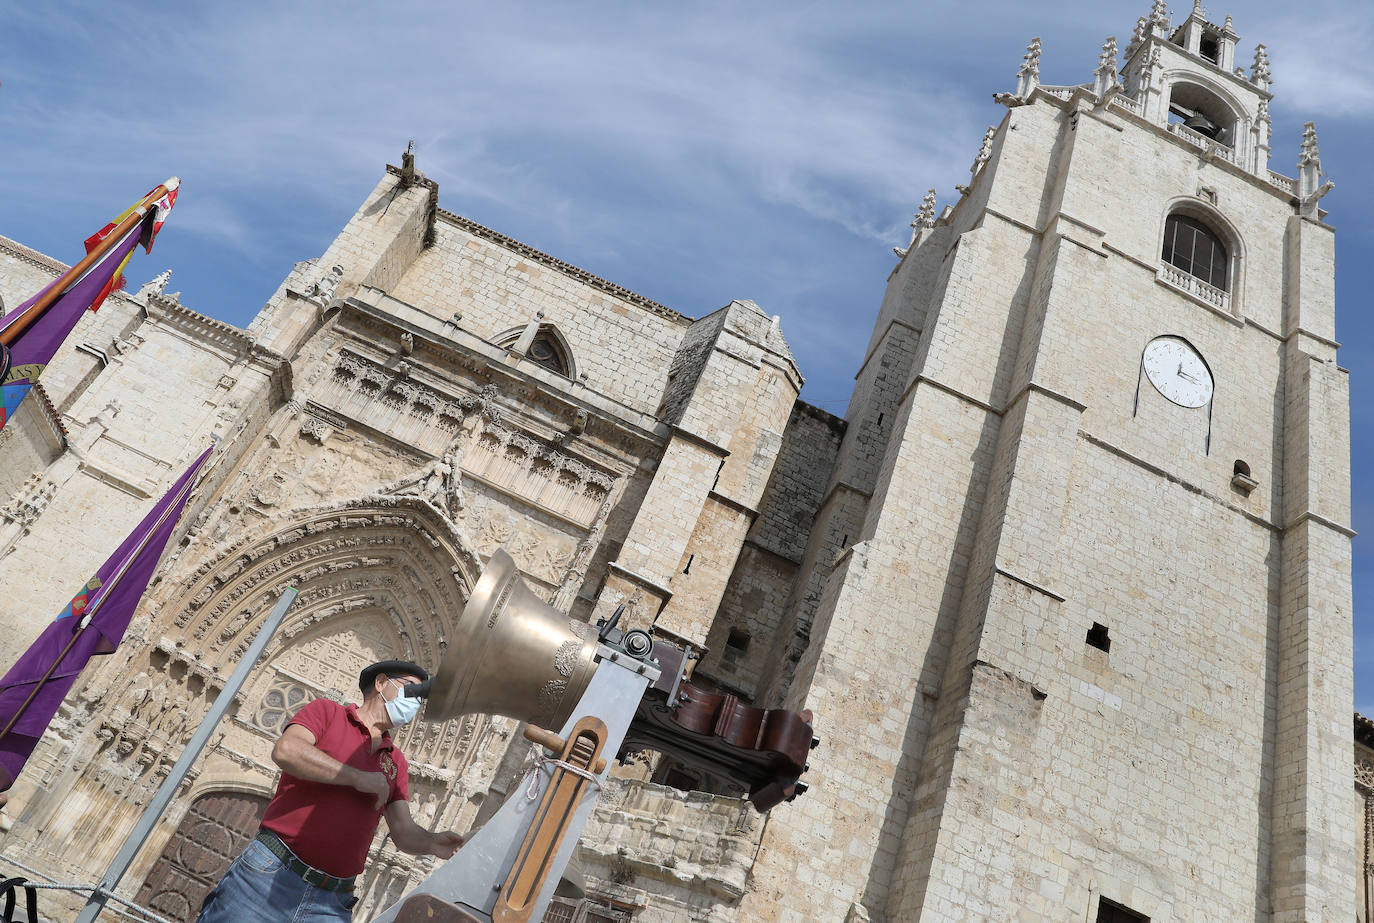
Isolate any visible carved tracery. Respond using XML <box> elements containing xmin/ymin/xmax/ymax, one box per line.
<box><xmin>462</xmin><ymin>421</ymin><xmax>613</xmax><ymax>527</ymax></box>
<box><xmin>1358</xmin><ymin>756</ymin><xmax>1374</xmax><ymax>794</ymax></box>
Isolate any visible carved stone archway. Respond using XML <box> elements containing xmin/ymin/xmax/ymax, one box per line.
<box><xmin>170</xmin><ymin>494</ymin><xmax>484</xmax><ymax>664</ymax></box>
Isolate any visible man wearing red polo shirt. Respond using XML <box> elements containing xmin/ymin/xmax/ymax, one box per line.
<box><xmin>198</xmin><ymin>660</ymin><xmax>463</xmax><ymax>921</ymax></box>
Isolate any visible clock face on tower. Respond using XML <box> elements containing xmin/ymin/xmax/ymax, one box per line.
<box><xmin>1142</xmin><ymin>336</ymin><xmax>1213</xmax><ymax>408</ymax></box>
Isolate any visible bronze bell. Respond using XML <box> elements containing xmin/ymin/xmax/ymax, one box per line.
<box><xmin>1183</xmin><ymin>112</ymin><xmax>1219</xmax><ymax>139</ymax></box>
<box><xmin>425</xmin><ymin>549</ymin><xmax>600</xmax><ymax>730</ymax></box>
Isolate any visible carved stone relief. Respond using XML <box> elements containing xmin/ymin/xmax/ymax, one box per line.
<box><xmin>461</xmin><ymin>421</ymin><xmax>612</xmax><ymax>528</ymax></box>
<box><xmin>250</xmin><ymin>474</ymin><xmax>288</xmax><ymax>509</ymax></box>
<box><xmin>0</xmin><ymin>473</ymin><xmax>58</xmax><ymax>559</ymax></box>
<box><xmin>455</xmin><ymin>487</ymin><xmax>577</xmax><ymax>589</ymax></box>
<box><xmin>379</xmin><ymin>449</ymin><xmax>464</xmax><ymax>520</ymax></box>
<box><xmin>321</xmin><ymin>351</ymin><xmax>496</xmax><ymax>456</ymax></box>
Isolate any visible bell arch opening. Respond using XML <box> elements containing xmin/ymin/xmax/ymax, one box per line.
<box><xmin>1165</xmin><ymin>80</ymin><xmax>1240</xmax><ymax>147</ymax></box>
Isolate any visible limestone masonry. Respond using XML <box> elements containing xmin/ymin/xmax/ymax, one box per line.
<box><xmin>0</xmin><ymin>3</ymin><xmax>1360</xmax><ymax>921</ymax></box>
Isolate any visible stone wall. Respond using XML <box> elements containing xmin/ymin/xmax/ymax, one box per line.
<box><xmin>578</xmin><ymin>778</ymin><xmax>762</xmax><ymax>921</ymax></box>
<box><xmin>391</xmin><ymin>211</ymin><xmax>690</xmax><ymax>417</ymax></box>
<box><xmin>700</xmin><ymin>401</ymin><xmax>844</xmax><ymax>699</ymax></box>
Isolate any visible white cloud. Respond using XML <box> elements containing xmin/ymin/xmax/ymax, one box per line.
<box><xmin>1261</xmin><ymin>9</ymin><xmax>1374</xmax><ymax>119</ymax></box>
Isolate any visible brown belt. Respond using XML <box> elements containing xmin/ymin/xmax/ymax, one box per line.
<box><xmin>254</xmin><ymin>830</ymin><xmax>357</xmax><ymax>892</ymax></box>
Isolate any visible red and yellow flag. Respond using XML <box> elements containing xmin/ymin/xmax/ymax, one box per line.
<box><xmin>81</xmin><ymin>183</ymin><xmax>180</xmax><ymax>313</ymax></box>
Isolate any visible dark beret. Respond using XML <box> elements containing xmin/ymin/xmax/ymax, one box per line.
<box><xmin>359</xmin><ymin>659</ymin><xmax>429</xmax><ymax>693</ymax></box>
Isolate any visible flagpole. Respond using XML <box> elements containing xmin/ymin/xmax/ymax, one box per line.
<box><xmin>74</xmin><ymin>587</ymin><xmax>299</xmax><ymax>923</ymax></box>
<box><xmin>0</xmin><ymin>448</ymin><xmax>206</xmax><ymax>744</ymax></box>
<box><xmin>76</xmin><ymin>449</ymin><xmax>207</xmax><ymax>630</ymax></box>
<box><xmin>0</xmin><ymin>178</ymin><xmax>179</xmax><ymax>348</ymax></box>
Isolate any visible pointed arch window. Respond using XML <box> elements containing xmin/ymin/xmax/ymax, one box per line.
<box><xmin>1162</xmin><ymin>214</ymin><xmax>1228</xmax><ymax>291</ymax></box>
<box><xmin>526</xmin><ymin>329</ymin><xmax>570</xmax><ymax>376</ymax></box>
<box><xmin>495</xmin><ymin>323</ymin><xmax>576</xmax><ymax>378</ymax></box>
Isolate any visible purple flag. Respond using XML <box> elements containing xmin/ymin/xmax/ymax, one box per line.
<box><xmin>0</xmin><ymin>226</ymin><xmax>142</xmax><ymax>432</ymax></box>
<box><xmin>0</xmin><ymin>445</ymin><xmax>213</xmax><ymax>790</ymax></box>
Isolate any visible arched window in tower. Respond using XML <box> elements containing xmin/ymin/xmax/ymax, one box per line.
<box><xmin>1198</xmin><ymin>32</ymin><xmax>1220</xmax><ymax>65</ymax></box>
<box><xmin>1162</xmin><ymin>213</ymin><xmax>1228</xmax><ymax>291</ymax></box>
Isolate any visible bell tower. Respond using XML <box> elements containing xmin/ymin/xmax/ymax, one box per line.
<box><xmin>744</xmin><ymin>4</ymin><xmax>1351</xmax><ymax>921</ymax></box>
<box><xmin>1121</xmin><ymin>0</ymin><xmax>1277</xmax><ymax>177</ymax></box>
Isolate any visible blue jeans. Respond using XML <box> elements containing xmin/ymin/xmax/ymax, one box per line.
<box><xmin>196</xmin><ymin>839</ymin><xmax>358</xmax><ymax>922</ymax></box>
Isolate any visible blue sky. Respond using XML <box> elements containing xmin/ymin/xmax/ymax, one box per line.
<box><xmin>4</xmin><ymin>1</ymin><xmax>1373</xmax><ymax>708</ymax></box>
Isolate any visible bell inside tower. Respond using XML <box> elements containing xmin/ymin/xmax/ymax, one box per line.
<box><xmin>1166</xmin><ymin>82</ymin><xmax>1236</xmax><ymax>145</ymax></box>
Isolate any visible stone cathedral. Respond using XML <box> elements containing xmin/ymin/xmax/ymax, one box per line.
<box><xmin>0</xmin><ymin>4</ymin><xmax>1361</xmax><ymax>921</ymax></box>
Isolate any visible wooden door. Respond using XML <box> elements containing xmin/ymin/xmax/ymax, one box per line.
<box><xmin>136</xmin><ymin>792</ymin><xmax>268</xmax><ymax>922</ymax></box>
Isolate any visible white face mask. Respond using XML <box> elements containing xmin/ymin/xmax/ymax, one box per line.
<box><xmin>383</xmin><ymin>678</ymin><xmax>422</xmax><ymax>727</ymax></box>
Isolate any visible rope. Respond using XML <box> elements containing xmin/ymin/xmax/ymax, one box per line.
<box><xmin>0</xmin><ymin>856</ymin><xmax>176</xmax><ymax>923</ymax></box>
<box><xmin>523</xmin><ymin>753</ymin><xmax>603</xmax><ymax>802</ymax></box>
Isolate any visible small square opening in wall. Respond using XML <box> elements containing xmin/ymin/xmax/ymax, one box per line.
<box><xmin>1198</xmin><ymin>34</ymin><xmax>1220</xmax><ymax>65</ymax></box>
<box><xmin>1086</xmin><ymin>622</ymin><xmax>1111</xmax><ymax>653</ymax></box>
<box><xmin>726</xmin><ymin>628</ymin><xmax>751</xmax><ymax>655</ymax></box>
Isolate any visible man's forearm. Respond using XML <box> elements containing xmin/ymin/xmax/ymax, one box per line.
<box><xmin>393</xmin><ymin>827</ymin><xmax>459</xmax><ymax>857</ymax></box>
<box><xmin>389</xmin><ymin>826</ymin><xmax>433</xmax><ymax>854</ymax></box>
<box><xmin>273</xmin><ymin>734</ymin><xmax>361</xmax><ymax>787</ymax></box>
<box><xmin>387</xmin><ymin>817</ymin><xmax>462</xmax><ymax>857</ymax></box>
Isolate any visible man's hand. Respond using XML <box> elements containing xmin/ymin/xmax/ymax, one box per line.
<box><xmin>350</xmin><ymin>771</ymin><xmax>391</xmax><ymax>810</ymax></box>
<box><xmin>385</xmin><ymin>800</ymin><xmax>464</xmax><ymax>857</ymax></box>
<box><xmin>428</xmin><ymin>830</ymin><xmax>464</xmax><ymax>859</ymax></box>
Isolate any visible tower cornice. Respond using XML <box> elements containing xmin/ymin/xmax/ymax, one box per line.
<box><xmin>1018</xmin><ymin>86</ymin><xmax>1306</xmax><ymax>210</ymax></box>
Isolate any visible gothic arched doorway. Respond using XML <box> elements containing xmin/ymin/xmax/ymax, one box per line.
<box><xmin>135</xmin><ymin>791</ymin><xmax>268</xmax><ymax>921</ymax></box>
